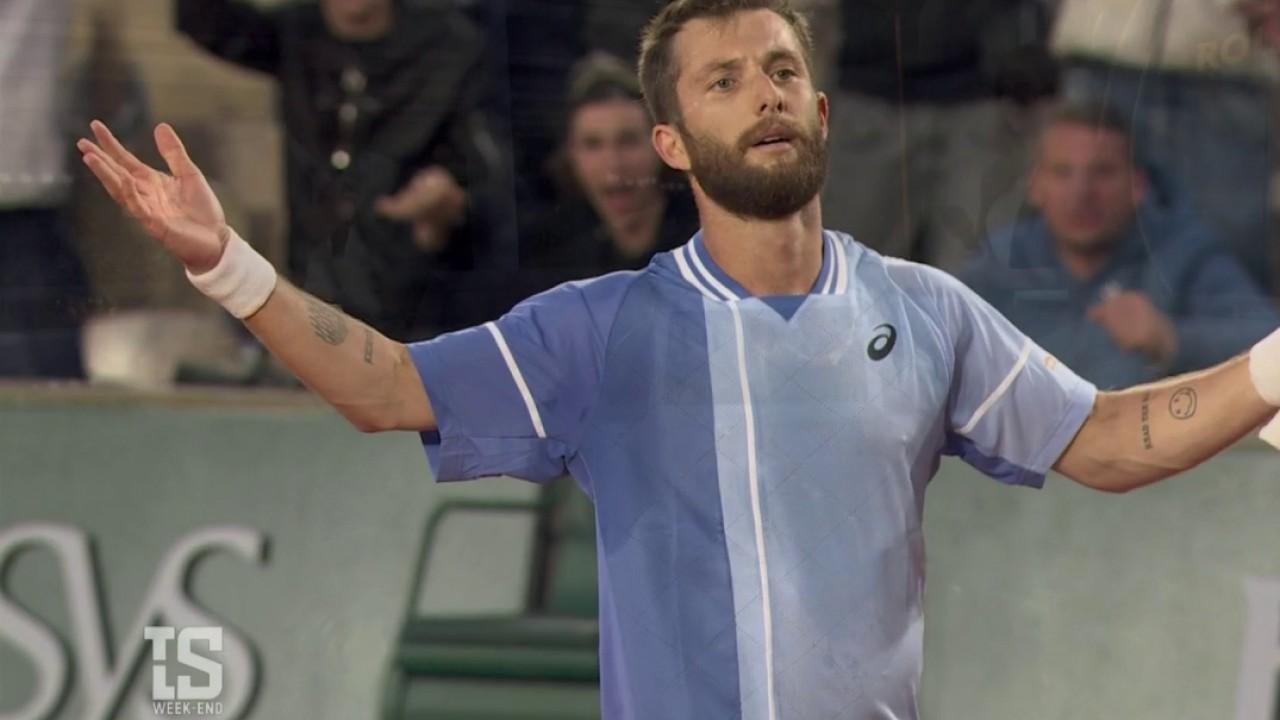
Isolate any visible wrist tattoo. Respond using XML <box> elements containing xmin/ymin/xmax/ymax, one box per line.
<box><xmin>1140</xmin><ymin>391</ymin><xmax>1154</xmax><ymax>450</ymax></box>
<box><xmin>1169</xmin><ymin>387</ymin><xmax>1197</xmax><ymax>420</ymax></box>
<box><xmin>363</xmin><ymin>327</ymin><xmax>374</xmax><ymax>364</ymax></box>
<box><xmin>306</xmin><ymin>297</ymin><xmax>348</xmax><ymax>346</ymax></box>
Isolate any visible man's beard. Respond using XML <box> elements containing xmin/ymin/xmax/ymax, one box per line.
<box><xmin>680</xmin><ymin>116</ymin><xmax>828</xmax><ymax>220</ymax></box>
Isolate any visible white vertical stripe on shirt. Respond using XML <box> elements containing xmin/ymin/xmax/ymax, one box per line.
<box><xmin>676</xmin><ymin>245</ymin><xmax>730</xmax><ymax>301</ymax></box>
<box><xmin>957</xmin><ymin>338</ymin><xmax>1034</xmax><ymax>436</ymax></box>
<box><xmin>727</xmin><ymin>302</ymin><xmax>778</xmax><ymax>720</ymax></box>
<box><xmin>689</xmin><ymin>243</ymin><xmax>742</xmax><ymax>301</ymax></box>
<box><xmin>485</xmin><ymin>322</ymin><xmax>547</xmax><ymax>439</ymax></box>
<box><xmin>820</xmin><ymin>234</ymin><xmax>836</xmax><ymax>295</ymax></box>
<box><xmin>833</xmin><ymin>236</ymin><xmax>849</xmax><ymax>294</ymax></box>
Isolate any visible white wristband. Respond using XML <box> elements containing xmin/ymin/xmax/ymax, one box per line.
<box><xmin>1260</xmin><ymin>414</ymin><xmax>1280</xmax><ymax>449</ymax></box>
<box><xmin>1249</xmin><ymin>329</ymin><xmax>1280</xmax><ymax>450</ymax></box>
<box><xmin>1249</xmin><ymin>328</ymin><xmax>1280</xmax><ymax>407</ymax></box>
<box><xmin>185</xmin><ymin>227</ymin><xmax>278</xmax><ymax>319</ymax></box>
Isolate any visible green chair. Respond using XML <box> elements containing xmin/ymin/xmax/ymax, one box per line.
<box><xmin>382</xmin><ymin>477</ymin><xmax>601</xmax><ymax>720</ymax></box>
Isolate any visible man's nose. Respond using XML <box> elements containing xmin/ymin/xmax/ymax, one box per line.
<box><xmin>1062</xmin><ymin>171</ymin><xmax>1090</xmax><ymax>198</ymax></box>
<box><xmin>750</xmin><ymin>69</ymin><xmax>786</xmax><ymax>115</ymax></box>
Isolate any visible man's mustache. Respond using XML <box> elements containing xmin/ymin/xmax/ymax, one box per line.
<box><xmin>736</xmin><ymin>118</ymin><xmax>810</xmax><ymax>152</ymax></box>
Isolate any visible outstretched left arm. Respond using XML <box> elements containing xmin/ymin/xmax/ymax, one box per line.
<box><xmin>1055</xmin><ymin>336</ymin><xmax>1280</xmax><ymax>493</ymax></box>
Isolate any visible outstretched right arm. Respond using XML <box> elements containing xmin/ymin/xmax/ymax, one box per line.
<box><xmin>77</xmin><ymin>120</ymin><xmax>436</xmax><ymax>433</ymax></box>
<box><xmin>241</xmin><ymin>276</ymin><xmax>436</xmax><ymax>433</ymax></box>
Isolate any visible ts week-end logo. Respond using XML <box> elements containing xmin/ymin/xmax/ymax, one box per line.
<box><xmin>0</xmin><ymin>523</ymin><xmax>264</xmax><ymax>720</ymax></box>
<box><xmin>144</xmin><ymin>626</ymin><xmax>224</xmax><ymax>717</ymax></box>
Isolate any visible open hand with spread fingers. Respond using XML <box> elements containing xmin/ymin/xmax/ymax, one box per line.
<box><xmin>77</xmin><ymin>120</ymin><xmax>228</xmax><ymax>274</ymax></box>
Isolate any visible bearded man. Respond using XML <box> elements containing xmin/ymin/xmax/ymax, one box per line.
<box><xmin>77</xmin><ymin>1</ymin><xmax>1280</xmax><ymax>718</ymax></box>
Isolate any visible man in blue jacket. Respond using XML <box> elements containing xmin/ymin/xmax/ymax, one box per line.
<box><xmin>959</xmin><ymin>102</ymin><xmax>1279</xmax><ymax>389</ymax></box>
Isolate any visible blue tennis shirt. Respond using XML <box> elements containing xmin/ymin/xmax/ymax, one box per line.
<box><xmin>408</xmin><ymin>230</ymin><xmax>1098</xmax><ymax>720</ymax></box>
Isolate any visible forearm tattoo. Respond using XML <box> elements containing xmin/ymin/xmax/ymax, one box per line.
<box><xmin>363</xmin><ymin>327</ymin><xmax>374</xmax><ymax>365</ymax></box>
<box><xmin>1168</xmin><ymin>387</ymin><xmax>1197</xmax><ymax>420</ymax></box>
<box><xmin>306</xmin><ymin>297</ymin><xmax>349</xmax><ymax>346</ymax></box>
<box><xmin>1140</xmin><ymin>391</ymin><xmax>1154</xmax><ymax>450</ymax></box>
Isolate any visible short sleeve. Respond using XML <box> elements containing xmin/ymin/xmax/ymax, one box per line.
<box><xmin>928</xmin><ymin>267</ymin><xmax>1098</xmax><ymax>487</ymax></box>
<box><xmin>407</xmin><ymin>279</ymin><xmax>614</xmax><ymax>484</ymax></box>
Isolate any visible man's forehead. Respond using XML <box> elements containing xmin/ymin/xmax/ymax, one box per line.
<box><xmin>1045</xmin><ymin>122</ymin><xmax>1127</xmax><ymax>146</ymax></box>
<box><xmin>574</xmin><ymin>100</ymin><xmax>648</xmax><ymax>131</ymax></box>
<box><xmin>1041</xmin><ymin>122</ymin><xmax>1131</xmax><ymax>159</ymax></box>
<box><xmin>672</xmin><ymin>10</ymin><xmax>803</xmax><ymax>80</ymax></box>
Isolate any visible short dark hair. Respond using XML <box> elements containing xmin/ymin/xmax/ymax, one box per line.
<box><xmin>1044</xmin><ymin>101</ymin><xmax>1133</xmax><ymax>140</ymax></box>
<box><xmin>552</xmin><ymin>51</ymin><xmax>686</xmax><ymax>200</ymax></box>
<box><xmin>638</xmin><ymin>0</ymin><xmax>815</xmax><ymax>125</ymax></box>
<box><xmin>553</xmin><ymin>52</ymin><xmax>648</xmax><ymax>190</ymax></box>
<box><xmin>1038</xmin><ymin>100</ymin><xmax>1139</xmax><ymax>166</ymax></box>
<box><xmin>1033</xmin><ymin>100</ymin><xmax>1148</xmax><ymax>181</ymax></box>
<box><xmin>567</xmin><ymin>52</ymin><xmax>644</xmax><ymax>119</ymax></box>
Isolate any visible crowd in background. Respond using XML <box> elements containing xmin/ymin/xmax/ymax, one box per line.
<box><xmin>4</xmin><ymin>0</ymin><xmax>1280</xmax><ymax>391</ymax></box>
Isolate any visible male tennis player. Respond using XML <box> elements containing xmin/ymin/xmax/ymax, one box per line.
<box><xmin>78</xmin><ymin>1</ymin><xmax>1280</xmax><ymax>718</ymax></box>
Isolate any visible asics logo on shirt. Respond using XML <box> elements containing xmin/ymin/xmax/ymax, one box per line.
<box><xmin>867</xmin><ymin>323</ymin><xmax>897</xmax><ymax>361</ymax></box>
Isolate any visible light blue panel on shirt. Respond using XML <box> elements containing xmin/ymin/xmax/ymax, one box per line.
<box><xmin>704</xmin><ymin>300</ymin><xmax>771</xmax><ymax>720</ymax></box>
<box><xmin>898</xmin><ymin>264</ymin><xmax>1099</xmax><ymax>486</ymax></box>
<box><xmin>704</xmin><ymin>264</ymin><xmax>950</xmax><ymax>720</ymax></box>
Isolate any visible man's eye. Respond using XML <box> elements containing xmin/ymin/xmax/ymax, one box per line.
<box><xmin>774</xmin><ymin>68</ymin><xmax>798</xmax><ymax>80</ymax></box>
<box><xmin>712</xmin><ymin>78</ymin><xmax>735</xmax><ymax>91</ymax></box>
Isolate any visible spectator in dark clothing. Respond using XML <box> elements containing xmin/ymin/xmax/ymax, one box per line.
<box><xmin>175</xmin><ymin>0</ymin><xmax>509</xmax><ymax>340</ymax></box>
<box><xmin>0</xmin><ymin>0</ymin><xmax>92</xmax><ymax>378</ymax></box>
<box><xmin>959</xmin><ymin>103</ymin><xmax>1278</xmax><ymax>389</ymax></box>
<box><xmin>457</xmin><ymin>0</ymin><xmax>587</xmax><ymax>248</ymax></box>
<box><xmin>819</xmin><ymin>0</ymin><xmax>1058</xmax><ymax>273</ymax></box>
<box><xmin>514</xmin><ymin>53</ymin><xmax>698</xmax><ymax>301</ymax></box>
<box><xmin>460</xmin><ymin>0</ymin><xmax>665</xmax><ymax>266</ymax></box>
<box><xmin>462</xmin><ymin>0</ymin><xmax>666</xmax><ymax>258</ymax></box>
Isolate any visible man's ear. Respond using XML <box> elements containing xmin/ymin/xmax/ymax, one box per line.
<box><xmin>1130</xmin><ymin>166</ymin><xmax>1148</xmax><ymax>207</ymax></box>
<box><xmin>653</xmin><ymin>123</ymin><xmax>691</xmax><ymax>172</ymax></box>
<box><xmin>816</xmin><ymin>91</ymin><xmax>829</xmax><ymax>141</ymax></box>
<box><xmin>1027</xmin><ymin>163</ymin><xmax>1045</xmax><ymax>211</ymax></box>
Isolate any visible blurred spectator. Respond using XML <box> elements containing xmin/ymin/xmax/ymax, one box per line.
<box><xmin>819</xmin><ymin>0</ymin><xmax>1058</xmax><ymax>273</ymax></box>
<box><xmin>1054</xmin><ymin>0</ymin><xmax>1279</xmax><ymax>293</ymax></box>
<box><xmin>464</xmin><ymin>0</ymin><xmax>663</xmax><ymax>262</ymax></box>
<box><xmin>459</xmin><ymin>0</ymin><xmax>586</xmax><ymax>254</ymax></box>
<box><xmin>517</xmin><ymin>53</ymin><xmax>697</xmax><ymax>292</ymax></box>
<box><xmin>175</xmin><ymin>0</ymin><xmax>510</xmax><ymax>340</ymax></box>
<box><xmin>0</xmin><ymin>0</ymin><xmax>93</xmax><ymax>378</ymax></box>
<box><xmin>959</xmin><ymin>103</ymin><xmax>1278</xmax><ymax>389</ymax></box>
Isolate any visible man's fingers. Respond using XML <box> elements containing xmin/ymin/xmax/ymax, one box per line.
<box><xmin>375</xmin><ymin>194</ymin><xmax>413</xmax><ymax>219</ymax></box>
<box><xmin>81</xmin><ymin>139</ymin><xmax>179</xmax><ymax>249</ymax></box>
<box><xmin>78</xmin><ymin>139</ymin><xmax>131</xmax><ymax>184</ymax></box>
<box><xmin>154</xmin><ymin>123</ymin><xmax>201</xmax><ymax>178</ymax></box>
<box><xmin>90</xmin><ymin>120</ymin><xmax>153</xmax><ymax>178</ymax></box>
<box><xmin>82</xmin><ymin>150</ymin><xmax>129</xmax><ymax>205</ymax></box>
<box><xmin>83</xmin><ymin>149</ymin><xmax>152</xmax><ymax>227</ymax></box>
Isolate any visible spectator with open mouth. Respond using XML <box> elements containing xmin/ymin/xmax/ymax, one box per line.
<box><xmin>515</xmin><ymin>53</ymin><xmax>698</xmax><ymax>299</ymax></box>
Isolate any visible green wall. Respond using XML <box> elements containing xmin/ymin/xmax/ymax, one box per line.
<box><xmin>0</xmin><ymin>386</ymin><xmax>535</xmax><ymax>720</ymax></box>
<box><xmin>921</xmin><ymin>443</ymin><xmax>1280</xmax><ymax>720</ymax></box>
<box><xmin>1</xmin><ymin>386</ymin><xmax>1277</xmax><ymax>719</ymax></box>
